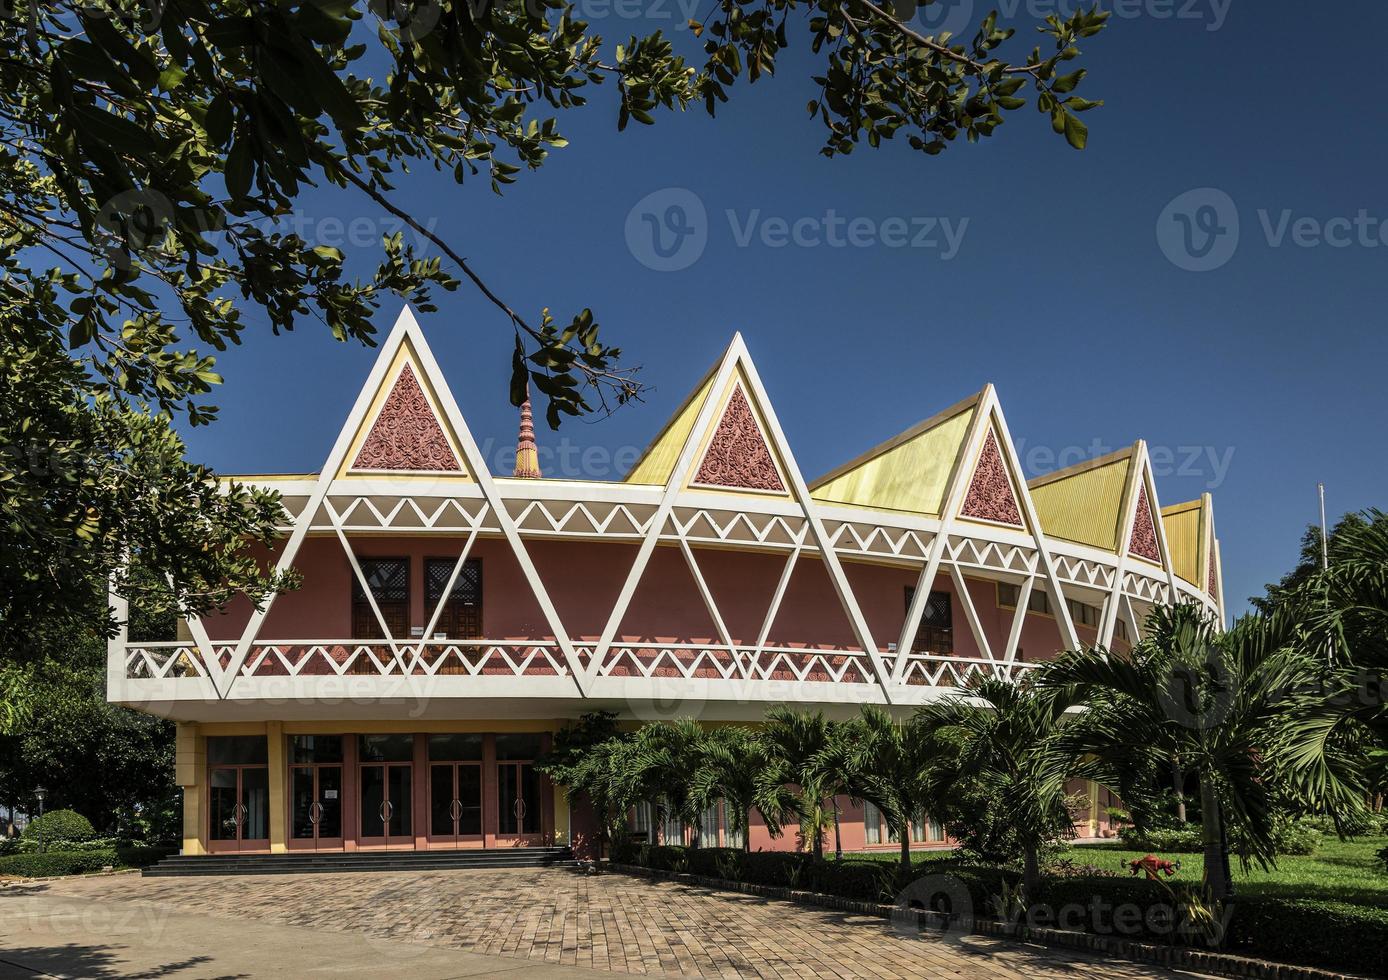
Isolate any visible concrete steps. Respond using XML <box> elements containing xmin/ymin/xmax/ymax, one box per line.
<box><xmin>142</xmin><ymin>846</ymin><xmax>573</xmax><ymax>877</ymax></box>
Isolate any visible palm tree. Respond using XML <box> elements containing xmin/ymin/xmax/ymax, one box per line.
<box><xmin>914</xmin><ymin>678</ymin><xmax>1080</xmax><ymax>894</ymax></box>
<box><xmin>760</xmin><ymin>707</ymin><xmax>841</xmax><ymax>858</ymax></box>
<box><xmin>824</xmin><ymin>705</ymin><xmax>946</xmax><ymax>875</ymax></box>
<box><xmin>538</xmin><ymin>712</ymin><xmax>628</xmax><ymax>858</ymax></box>
<box><xmin>690</xmin><ymin>726</ymin><xmax>798</xmax><ymax>851</ymax></box>
<box><xmin>614</xmin><ymin>719</ymin><xmax>709</xmax><ymax>845</ymax></box>
<box><xmin>1039</xmin><ymin>602</ymin><xmax>1337</xmax><ymax>901</ymax></box>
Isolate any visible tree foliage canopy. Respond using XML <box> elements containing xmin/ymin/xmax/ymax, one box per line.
<box><xmin>1</xmin><ymin>1</ymin><xmax>1108</xmax><ymax>643</ymax></box>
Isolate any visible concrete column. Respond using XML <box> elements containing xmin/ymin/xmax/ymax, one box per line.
<box><xmin>174</xmin><ymin>722</ymin><xmax>204</xmax><ymax>855</ymax></box>
<box><xmin>554</xmin><ymin>784</ymin><xmax>570</xmax><ymax>846</ymax></box>
<box><xmin>266</xmin><ymin>721</ymin><xmax>287</xmax><ymax>853</ymax></box>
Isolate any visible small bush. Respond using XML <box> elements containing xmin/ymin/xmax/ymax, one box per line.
<box><xmin>22</xmin><ymin>810</ymin><xmax>95</xmax><ymax>849</ymax></box>
<box><xmin>1118</xmin><ymin>824</ymin><xmax>1203</xmax><ymax>853</ymax></box>
<box><xmin>0</xmin><ymin>837</ymin><xmax>17</xmax><ymax>856</ymax></box>
<box><xmin>0</xmin><ymin>849</ymin><xmax>116</xmax><ymax>878</ymax></box>
<box><xmin>1376</xmin><ymin>843</ymin><xmax>1387</xmax><ymax>873</ymax></box>
<box><xmin>1229</xmin><ymin>814</ymin><xmax>1321</xmax><ymax>857</ymax></box>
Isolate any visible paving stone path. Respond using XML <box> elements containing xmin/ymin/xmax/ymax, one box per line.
<box><xmin>7</xmin><ymin>867</ymin><xmax>1217</xmax><ymax>979</ymax></box>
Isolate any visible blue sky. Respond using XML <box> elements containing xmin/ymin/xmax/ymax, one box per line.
<box><xmin>186</xmin><ymin>0</ymin><xmax>1388</xmax><ymax>617</ymax></box>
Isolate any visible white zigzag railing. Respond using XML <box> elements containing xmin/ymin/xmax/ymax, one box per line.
<box><xmin>582</xmin><ymin>643</ymin><xmax>878</xmax><ymax>686</ymax></box>
<box><xmin>892</xmin><ymin>652</ymin><xmax>1037</xmax><ymax>687</ymax></box>
<box><xmin>125</xmin><ymin>644</ymin><xmax>209</xmax><ymax>679</ymax></box>
<box><xmin>126</xmin><ymin>639</ymin><xmax>1028</xmax><ymax>688</ymax></box>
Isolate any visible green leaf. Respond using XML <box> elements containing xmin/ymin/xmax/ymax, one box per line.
<box><xmin>1063</xmin><ymin>112</ymin><xmax>1088</xmax><ymax>150</ymax></box>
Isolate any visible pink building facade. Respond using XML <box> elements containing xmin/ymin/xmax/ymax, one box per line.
<box><xmin>108</xmin><ymin>308</ymin><xmax>1224</xmax><ymax>858</ymax></box>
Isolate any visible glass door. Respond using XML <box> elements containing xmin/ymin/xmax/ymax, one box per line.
<box><xmin>291</xmin><ymin>765</ymin><xmax>344</xmax><ymax>849</ymax></box>
<box><xmin>495</xmin><ymin>733</ymin><xmax>543</xmax><ymax>845</ymax></box>
<box><xmin>425</xmin><ymin>733</ymin><xmax>483</xmax><ymax>848</ymax></box>
<box><xmin>208</xmin><ymin>766</ymin><xmax>270</xmax><ymax>852</ymax></box>
<box><xmin>427</xmin><ymin>763</ymin><xmax>483</xmax><ymax>847</ymax></box>
<box><xmin>358</xmin><ymin>734</ymin><xmax>415</xmax><ymax>848</ymax></box>
<box><xmin>289</xmin><ymin>735</ymin><xmax>344</xmax><ymax>850</ymax></box>
<box><xmin>206</xmin><ymin>736</ymin><xmax>269</xmax><ymax>853</ymax></box>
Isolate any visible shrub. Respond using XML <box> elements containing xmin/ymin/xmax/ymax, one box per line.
<box><xmin>0</xmin><ymin>849</ymin><xmax>116</xmax><ymax>878</ymax></box>
<box><xmin>0</xmin><ymin>837</ymin><xmax>17</xmax><ymax>856</ymax></box>
<box><xmin>1377</xmin><ymin>844</ymin><xmax>1387</xmax><ymax>873</ymax></box>
<box><xmin>1118</xmin><ymin>824</ymin><xmax>1203</xmax><ymax>853</ymax></box>
<box><xmin>1227</xmin><ymin>897</ymin><xmax>1388</xmax><ymax>976</ymax></box>
<box><xmin>21</xmin><ymin>810</ymin><xmax>95</xmax><ymax>849</ymax></box>
<box><xmin>1229</xmin><ymin>813</ymin><xmax>1321</xmax><ymax>857</ymax></box>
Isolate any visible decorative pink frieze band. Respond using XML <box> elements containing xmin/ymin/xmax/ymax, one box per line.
<box><xmin>1128</xmin><ymin>484</ymin><xmax>1161</xmax><ymax>563</ymax></box>
<box><xmin>692</xmin><ymin>385</ymin><xmax>785</xmax><ymax>492</ymax></box>
<box><xmin>960</xmin><ymin>431</ymin><xmax>1024</xmax><ymax>526</ymax></box>
<box><xmin>353</xmin><ymin>363</ymin><xmax>461</xmax><ymax>471</ymax></box>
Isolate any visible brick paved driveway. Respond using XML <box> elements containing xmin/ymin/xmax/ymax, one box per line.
<box><xmin>10</xmin><ymin>867</ymin><xmax>1214</xmax><ymax>979</ymax></box>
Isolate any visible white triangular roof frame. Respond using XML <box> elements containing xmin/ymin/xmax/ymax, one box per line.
<box><xmin>891</xmin><ymin>386</ymin><xmax>1081</xmax><ymax>686</ymax></box>
<box><xmin>582</xmin><ymin>333</ymin><xmax>893</xmax><ymax>698</ymax></box>
<box><xmin>210</xmin><ymin>306</ymin><xmax>589</xmax><ymax>697</ymax></box>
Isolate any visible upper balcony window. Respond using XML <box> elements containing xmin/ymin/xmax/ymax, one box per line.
<box><xmin>425</xmin><ymin>558</ymin><xmax>483</xmax><ymax>639</ymax></box>
<box><xmin>904</xmin><ymin>587</ymin><xmax>952</xmax><ymax>656</ymax></box>
<box><xmin>352</xmin><ymin>557</ymin><xmax>410</xmax><ymax>639</ymax></box>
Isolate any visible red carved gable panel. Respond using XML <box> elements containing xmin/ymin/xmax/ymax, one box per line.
<box><xmin>959</xmin><ymin>430</ymin><xmax>1023</xmax><ymax>527</ymax></box>
<box><xmin>692</xmin><ymin>385</ymin><xmax>785</xmax><ymax>492</ymax></box>
<box><xmin>352</xmin><ymin>363</ymin><xmax>461</xmax><ymax>471</ymax></box>
<box><xmin>1128</xmin><ymin>484</ymin><xmax>1161</xmax><ymax>563</ymax></box>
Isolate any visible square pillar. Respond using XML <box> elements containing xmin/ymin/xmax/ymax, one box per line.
<box><xmin>266</xmin><ymin>721</ymin><xmax>287</xmax><ymax>853</ymax></box>
<box><xmin>554</xmin><ymin>785</ymin><xmax>570</xmax><ymax>846</ymax></box>
<box><xmin>174</xmin><ymin>722</ymin><xmax>204</xmax><ymax>855</ymax></box>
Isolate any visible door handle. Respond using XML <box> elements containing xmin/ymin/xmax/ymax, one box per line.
<box><xmin>309</xmin><ymin>801</ymin><xmax>321</xmax><ymax>824</ymax></box>
<box><xmin>450</xmin><ymin>799</ymin><xmax>461</xmax><ymax>822</ymax></box>
<box><xmin>383</xmin><ymin>800</ymin><xmax>394</xmax><ymax>822</ymax></box>
<box><xmin>234</xmin><ymin>802</ymin><xmax>246</xmax><ymax>825</ymax></box>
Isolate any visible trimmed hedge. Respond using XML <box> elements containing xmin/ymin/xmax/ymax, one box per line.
<box><xmin>615</xmin><ymin>844</ymin><xmax>1018</xmax><ymax>909</ymax></box>
<box><xmin>0</xmin><ymin>850</ymin><xmax>117</xmax><ymax>878</ymax></box>
<box><xmin>1228</xmin><ymin>897</ymin><xmax>1388</xmax><ymax>977</ymax></box>
<box><xmin>1117</xmin><ymin>825</ymin><xmax>1203</xmax><ymax>853</ymax></box>
<box><xmin>0</xmin><ymin>843</ymin><xmax>173</xmax><ymax>878</ymax></box>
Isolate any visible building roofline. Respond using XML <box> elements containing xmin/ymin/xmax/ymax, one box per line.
<box><xmin>1026</xmin><ymin>442</ymin><xmax>1139</xmax><ymax>490</ymax></box>
<box><xmin>808</xmin><ymin>389</ymin><xmax>985</xmax><ymax>491</ymax></box>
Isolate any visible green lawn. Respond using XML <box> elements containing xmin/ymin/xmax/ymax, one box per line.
<box><xmin>1055</xmin><ymin>836</ymin><xmax>1388</xmax><ymax>906</ymax></box>
<box><xmin>841</xmin><ymin>836</ymin><xmax>1388</xmax><ymax>907</ymax></box>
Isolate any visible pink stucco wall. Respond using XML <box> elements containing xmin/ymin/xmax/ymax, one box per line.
<box><xmin>201</xmin><ymin>536</ymin><xmax>1109</xmax><ymax>661</ymax></box>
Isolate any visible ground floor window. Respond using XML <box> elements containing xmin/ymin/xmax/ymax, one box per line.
<box><xmin>863</xmin><ymin>801</ymin><xmax>942</xmax><ymax>845</ymax></box>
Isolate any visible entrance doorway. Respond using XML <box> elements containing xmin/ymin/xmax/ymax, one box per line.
<box><xmin>289</xmin><ymin>736</ymin><xmax>344</xmax><ymax>850</ymax></box>
<box><xmin>426</xmin><ymin>734</ymin><xmax>484</xmax><ymax>848</ymax></box>
<box><xmin>495</xmin><ymin>734</ymin><xmax>543</xmax><ymax>844</ymax></box>
<box><xmin>358</xmin><ymin>734</ymin><xmax>414</xmax><ymax>848</ymax></box>
<box><xmin>206</xmin><ymin>736</ymin><xmax>269</xmax><ymax>853</ymax></box>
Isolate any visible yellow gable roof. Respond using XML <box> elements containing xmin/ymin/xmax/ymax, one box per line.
<box><xmin>1161</xmin><ymin>498</ymin><xmax>1205</xmax><ymax>586</ymax></box>
<box><xmin>624</xmin><ymin>363</ymin><xmax>718</xmax><ymax>485</ymax></box>
<box><xmin>808</xmin><ymin>393</ymin><xmax>980</xmax><ymax>517</ymax></box>
<box><xmin>1028</xmin><ymin>448</ymin><xmax>1134</xmax><ymax>552</ymax></box>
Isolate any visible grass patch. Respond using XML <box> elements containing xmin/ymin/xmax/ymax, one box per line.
<box><xmin>1054</xmin><ymin>836</ymin><xmax>1388</xmax><ymax>906</ymax></box>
